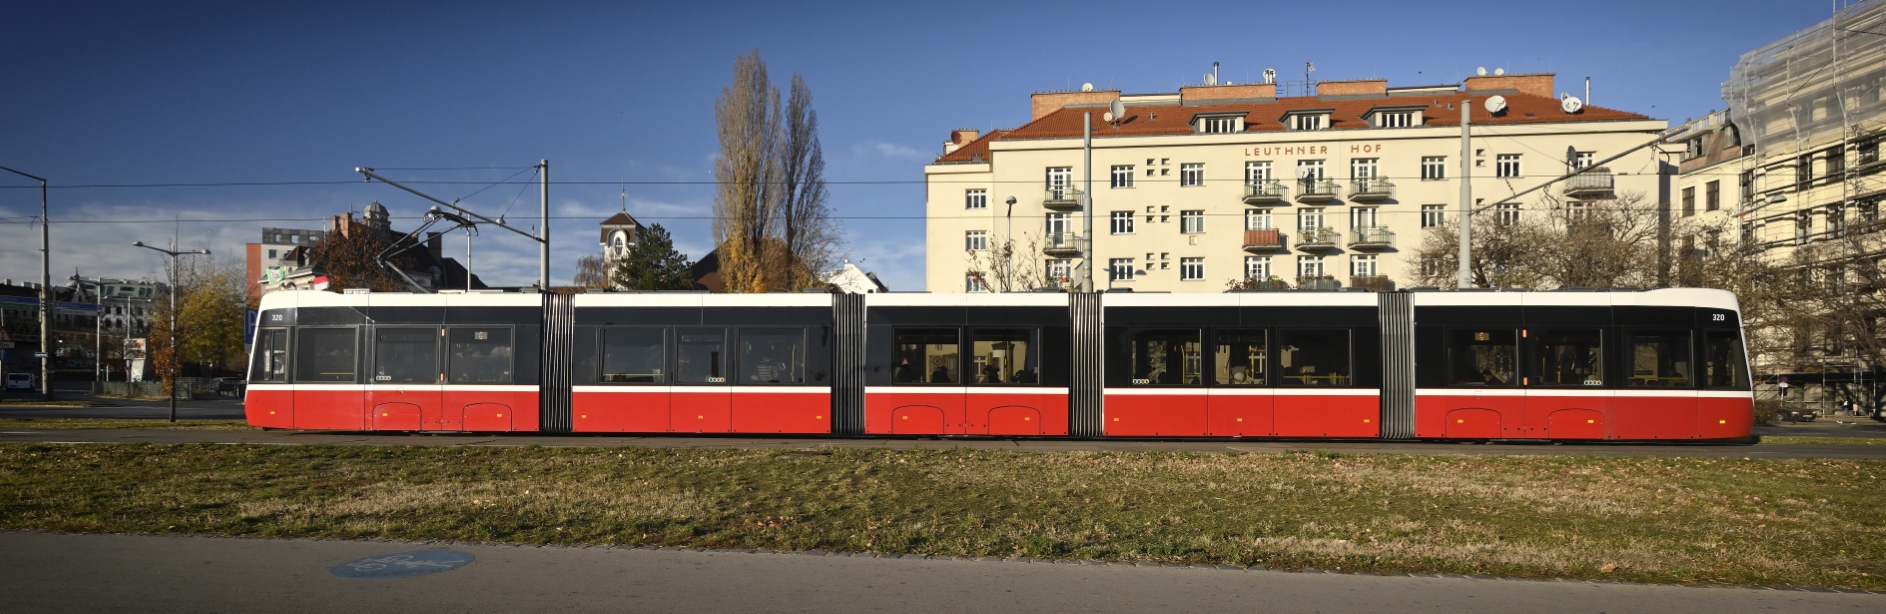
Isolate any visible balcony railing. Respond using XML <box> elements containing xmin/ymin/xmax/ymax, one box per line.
<box><xmin>1563</xmin><ymin>167</ymin><xmax>1615</xmax><ymax>199</ymax></box>
<box><xmin>1296</xmin><ymin>179</ymin><xmax>1339</xmax><ymax>202</ymax></box>
<box><xmin>1296</xmin><ymin>227</ymin><xmax>1341</xmax><ymax>249</ymax></box>
<box><xmin>1242</xmin><ymin>229</ymin><xmax>1284</xmax><ymax>251</ymax></box>
<box><xmin>1042</xmin><ymin>231</ymin><xmax>1084</xmax><ymax>256</ymax></box>
<box><xmin>1043</xmin><ymin>186</ymin><xmax>1084</xmax><ymax>210</ymax></box>
<box><xmin>1243</xmin><ymin>180</ymin><xmax>1287</xmax><ymax>205</ymax></box>
<box><xmin>1348</xmin><ymin>178</ymin><xmax>1395</xmax><ymax>201</ymax></box>
<box><xmin>1349</xmin><ymin>275</ymin><xmax>1394</xmax><ymax>292</ymax></box>
<box><xmin>1348</xmin><ymin>226</ymin><xmax>1395</xmax><ymax>249</ymax></box>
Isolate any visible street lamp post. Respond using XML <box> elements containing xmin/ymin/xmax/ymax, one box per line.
<box><xmin>0</xmin><ymin>166</ymin><xmax>49</xmax><ymax>400</ymax></box>
<box><xmin>133</xmin><ymin>241</ymin><xmax>209</xmax><ymax>422</ymax></box>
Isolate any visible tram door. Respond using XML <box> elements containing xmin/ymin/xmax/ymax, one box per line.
<box><xmin>369</xmin><ymin>326</ymin><xmax>446</xmax><ymax>431</ymax></box>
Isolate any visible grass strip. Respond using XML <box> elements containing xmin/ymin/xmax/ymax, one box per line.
<box><xmin>1759</xmin><ymin>436</ymin><xmax>1886</xmax><ymax>446</ymax></box>
<box><xmin>0</xmin><ymin>419</ymin><xmax>253</xmax><ymax>431</ymax></box>
<box><xmin>0</xmin><ymin>400</ymin><xmax>112</xmax><ymax>407</ymax></box>
<box><xmin>1</xmin><ymin>443</ymin><xmax>1881</xmax><ymax>589</ymax></box>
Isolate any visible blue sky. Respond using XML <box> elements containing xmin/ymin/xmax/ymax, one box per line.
<box><xmin>0</xmin><ymin>0</ymin><xmax>1851</xmax><ymax>290</ymax></box>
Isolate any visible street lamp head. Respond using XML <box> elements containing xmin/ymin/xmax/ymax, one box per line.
<box><xmin>1005</xmin><ymin>196</ymin><xmax>1017</xmax><ymax>206</ymax></box>
<box><xmin>132</xmin><ymin>241</ymin><xmax>144</xmax><ymax>247</ymax></box>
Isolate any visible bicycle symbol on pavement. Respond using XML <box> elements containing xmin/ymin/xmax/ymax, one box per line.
<box><xmin>331</xmin><ymin>550</ymin><xmax>474</xmax><ymax>579</ymax></box>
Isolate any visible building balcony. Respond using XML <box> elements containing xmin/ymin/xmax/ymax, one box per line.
<box><xmin>1296</xmin><ymin>227</ymin><xmax>1341</xmax><ymax>250</ymax></box>
<box><xmin>1348</xmin><ymin>178</ymin><xmax>1395</xmax><ymax>202</ymax></box>
<box><xmin>1042</xmin><ymin>231</ymin><xmax>1084</xmax><ymax>256</ymax></box>
<box><xmin>1562</xmin><ymin>167</ymin><xmax>1614</xmax><ymax>199</ymax></box>
<box><xmin>1242</xmin><ymin>229</ymin><xmax>1285</xmax><ymax>252</ymax></box>
<box><xmin>1243</xmin><ymin>180</ymin><xmax>1288</xmax><ymax>205</ymax></box>
<box><xmin>1043</xmin><ymin>186</ymin><xmax>1084</xmax><ymax>211</ymax></box>
<box><xmin>1348</xmin><ymin>226</ymin><xmax>1395</xmax><ymax>250</ymax></box>
<box><xmin>1297</xmin><ymin>276</ymin><xmax>1342</xmax><ymax>291</ymax></box>
<box><xmin>1296</xmin><ymin>179</ymin><xmax>1340</xmax><ymax>203</ymax></box>
<box><xmin>1349</xmin><ymin>275</ymin><xmax>1394</xmax><ymax>292</ymax></box>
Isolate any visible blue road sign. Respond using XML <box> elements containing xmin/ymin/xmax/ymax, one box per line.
<box><xmin>243</xmin><ymin>308</ymin><xmax>258</xmax><ymax>345</ymax></box>
<box><xmin>331</xmin><ymin>550</ymin><xmax>474</xmax><ymax>579</ymax></box>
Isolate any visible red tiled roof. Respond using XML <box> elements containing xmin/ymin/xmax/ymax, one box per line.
<box><xmin>932</xmin><ymin>92</ymin><xmax>1651</xmax><ymax>164</ymax></box>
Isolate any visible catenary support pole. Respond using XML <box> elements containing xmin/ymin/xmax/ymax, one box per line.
<box><xmin>0</xmin><ymin>166</ymin><xmax>49</xmax><ymax>399</ymax></box>
<box><xmin>1457</xmin><ymin>101</ymin><xmax>1473</xmax><ymax>289</ymax></box>
<box><xmin>539</xmin><ymin>159</ymin><xmax>550</xmax><ymax>290</ymax></box>
<box><xmin>1081</xmin><ymin>113</ymin><xmax>1093</xmax><ymax>293</ymax></box>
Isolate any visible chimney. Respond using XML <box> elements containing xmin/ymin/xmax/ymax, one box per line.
<box><xmin>1315</xmin><ymin>79</ymin><xmax>1388</xmax><ymax>97</ymax></box>
<box><xmin>1179</xmin><ymin>83</ymin><xmax>1276</xmax><ymax>103</ymax></box>
<box><xmin>1462</xmin><ymin>72</ymin><xmax>1555</xmax><ymax>98</ymax></box>
<box><xmin>943</xmin><ymin>128</ymin><xmax>980</xmax><ymax>154</ymax></box>
<box><xmin>1030</xmin><ymin>89</ymin><xmax>1121</xmax><ymax>121</ymax></box>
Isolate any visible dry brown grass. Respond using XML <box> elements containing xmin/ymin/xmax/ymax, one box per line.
<box><xmin>0</xmin><ymin>419</ymin><xmax>252</xmax><ymax>430</ymax></box>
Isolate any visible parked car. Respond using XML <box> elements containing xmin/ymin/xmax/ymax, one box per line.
<box><xmin>212</xmin><ymin>378</ymin><xmax>246</xmax><ymax>395</ymax></box>
<box><xmin>3</xmin><ymin>373</ymin><xmax>33</xmax><ymax>392</ymax></box>
<box><xmin>1782</xmin><ymin>407</ymin><xmax>1819</xmax><ymax>423</ymax></box>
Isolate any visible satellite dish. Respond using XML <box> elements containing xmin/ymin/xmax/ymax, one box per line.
<box><xmin>1109</xmin><ymin>99</ymin><xmax>1125</xmax><ymax>121</ymax></box>
<box><xmin>1485</xmin><ymin>95</ymin><xmax>1507</xmax><ymax>114</ymax></box>
<box><xmin>1081</xmin><ymin>82</ymin><xmax>1094</xmax><ymax>92</ymax></box>
<box><xmin>1561</xmin><ymin>96</ymin><xmax>1584</xmax><ymax>114</ymax></box>
<box><xmin>1102</xmin><ymin>112</ymin><xmax>1114</xmax><ymax>123</ymax></box>
<box><xmin>1476</xmin><ymin>67</ymin><xmax>1487</xmax><ymax>76</ymax></box>
<box><xmin>1262</xmin><ymin>68</ymin><xmax>1276</xmax><ymax>84</ymax></box>
<box><xmin>1494</xmin><ymin>68</ymin><xmax>1505</xmax><ymax>76</ymax></box>
<box><xmin>1204</xmin><ymin>73</ymin><xmax>1217</xmax><ymax>86</ymax></box>
<box><xmin>1296</xmin><ymin>166</ymin><xmax>1313</xmax><ymax>179</ymax></box>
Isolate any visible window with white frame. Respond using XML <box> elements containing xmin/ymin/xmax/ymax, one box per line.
<box><xmin>1351</xmin><ymin>255</ymin><xmax>1378</xmax><ymax>277</ymax></box>
<box><xmin>1245</xmin><ymin>161</ymin><xmax>1272</xmax><ymax>183</ymax></box>
<box><xmin>965</xmin><ymin>230</ymin><xmax>987</xmax><ymax>252</ymax></box>
<box><xmin>1180</xmin><ymin>257</ymin><xmax>1204</xmax><ymax>281</ymax></box>
<box><xmin>1046</xmin><ymin>167</ymin><xmax>1072</xmax><ymax>189</ymax></box>
<box><xmin>1419</xmin><ymin>256</ymin><xmax>1447</xmax><ymax>277</ymax></box>
<box><xmin>1297</xmin><ymin>255</ymin><xmax>1325</xmax><ymax>278</ymax></box>
<box><xmin>1496</xmin><ymin>154</ymin><xmax>1521</xmax><ymax>178</ymax></box>
<box><xmin>1421</xmin><ymin>205</ymin><xmax>1445</xmax><ymax>228</ymax></box>
<box><xmin>1110</xmin><ymin>211</ymin><xmax>1135</xmax><ymax>234</ymax></box>
<box><xmin>1045</xmin><ymin>259</ymin><xmax>1070</xmax><ymax>283</ymax></box>
<box><xmin>1421</xmin><ymin>156</ymin><xmax>1446</xmax><ymax>180</ymax></box>
<box><xmin>1349</xmin><ymin>207</ymin><xmax>1378</xmax><ymax>230</ymax></box>
<box><xmin>1245</xmin><ymin>209</ymin><xmax>1273</xmax><ymax>230</ymax></box>
<box><xmin>1299</xmin><ymin>208</ymin><xmax>1324</xmax><ymax>232</ymax></box>
<box><xmin>1045</xmin><ymin>213</ymin><xmax>1070</xmax><ymax>235</ymax></box>
<box><xmin>1111</xmin><ymin>165</ymin><xmax>1134</xmax><ymax>188</ymax></box>
<box><xmin>1180</xmin><ymin>210</ymin><xmax>1205</xmax><ymax>234</ymax></box>
<box><xmin>966</xmin><ymin>188</ymin><xmax>987</xmax><ymax>210</ymax></box>
<box><xmin>1573</xmin><ymin>151</ymin><xmax>1594</xmax><ymax>169</ymax></box>
<box><xmin>1199</xmin><ymin>116</ymin><xmax>1240</xmax><ymax>134</ymax></box>
<box><xmin>1244</xmin><ymin>256</ymin><xmax>1271</xmax><ymax>280</ymax></box>
<box><xmin>1498</xmin><ymin>203</ymin><xmax>1521</xmax><ymax>225</ymax></box>
<box><xmin>1288</xmin><ymin>113</ymin><xmax>1329</xmax><ymax>131</ymax></box>
<box><xmin>1351</xmin><ymin>158</ymin><xmax>1378</xmax><ymax>180</ymax></box>
<box><xmin>966</xmin><ymin>273</ymin><xmax>988</xmax><ymax>292</ymax></box>
<box><xmin>1109</xmin><ymin>258</ymin><xmax>1136</xmax><ymax>281</ymax></box>
<box><xmin>1180</xmin><ymin>163</ymin><xmax>1205</xmax><ymax>187</ymax></box>
<box><xmin>1566</xmin><ymin>201</ymin><xmax>1593</xmax><ymax>223</ymax></box>
<box><xmin>1296</xmin><ymin>159</ymin><xmax>1324</xmax><ymax>180</ymax></box>
<box><xmin>1374</xmin><ymin>110</ymin><xmax>1417</xmax><ymax>128</ymax></box>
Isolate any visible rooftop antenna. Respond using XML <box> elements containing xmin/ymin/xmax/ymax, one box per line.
<box><xmin>1262</xmin><ymin>68</ymin><xmax>1276</xmax><ymax>84</ymax></box>
<box><xmin>1304</xmin><ymin>62</ymin><xmax>1315</xmax><ymax>96</ymax></box>
<box><xmin>620</xmin><ymin>182</ymin><xmax>627</xmax><ymax>213</ymax></box>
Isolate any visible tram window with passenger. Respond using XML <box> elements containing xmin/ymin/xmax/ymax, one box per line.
<box><xmin>252</xmin><ymin>329</ymin><xmax>288</xmax><ymax>382</ymax></box>
<box><xmin>1129</xmin><ymin>329</ymin><xmax>1202</xmax><ymax>386</ymax></box>
<box><xmin>892</xmin><ymin>328</ymin><xmax>959</xmax><ymax>384</ymax></box>
<box><xmin>1627</xmin><ymin>330</ymin><xmax>1693</xmax><ymax>387</ymax></box>
<box><xmin>295</xmin><ymin>328</ymin><xmax>356</xmax><ymax>382</ymax></box>
<box><xmin>448</xmin><ymin>327</ymin><xmax>513</xmax><ymax>384</ymax></box>
<box><xmin>374</xmin><ymin>328</ymin><xmax>440</xmax><ymax>384</ymax></box>
<box><xmin>1704</xmin><ymin>329</ymin><xmax>1750</xmax><ymax>388</ymax></box>
<box><xmin>970</xmin><ymin>328</ymin><xmax>1036</xmax><ymax>384</ymax></box>
<box><xmin>676</xmin><ymin>328</ymin><xmax>726</xmax><ymax>383</ymax></box>
<box><xmin>1213</xmin><ymin>329</ymin><xmax>1267</xmax><ymax>386</ymax></box>
<box><xmin>1448</xmin><ymin>329</ymin><xmax>1517</xmax><ymax>386</ymax></box>
<box><xmin>1532</xmin><ymin>329</ymin><xmax>1603</xmax><ymax>386</ymax></box>
<box><xmin>739</xmin><ymin>328</ymin><xmax>806</xmax><ymax>384</ymax></box>
<box><xmin>601</xmin><ymin>328</ymin><xmax>665</xmax><ymax>383</ymax></box>
<box><xmin>1277</xmin><ymin>329</ymin><xmax>1350</xmax><ymax>386</ymax></box>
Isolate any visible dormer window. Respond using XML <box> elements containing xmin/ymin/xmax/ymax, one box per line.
<box><xmin>1363</xmin><ymin>106</ymin><xmax>1423</xmax><ymax>128</ymax></box>
<box><xmin>1193</xmin><ymin>113</ymin><xmax>1245</xmax><ymax>134</ymax></box>
<box><xmin>1283</xmin><ymin>110</ymin><xmax>1331</xmax><ymax>131</ymax></box>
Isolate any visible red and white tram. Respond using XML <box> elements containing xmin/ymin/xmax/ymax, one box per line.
<box><xmin>245</xmin><ymin>287</ymin><xmax>1753</xmax><ymax>441</ymax></box>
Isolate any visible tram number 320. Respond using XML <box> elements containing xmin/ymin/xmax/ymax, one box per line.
<box><xmin>1712</xmin><ymin>314</ymin><xmax>1727</xmax><ymax>322</ymax></box>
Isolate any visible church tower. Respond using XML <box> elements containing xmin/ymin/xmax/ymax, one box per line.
<box><xmin>599</xmin><ymin>211</ymin><xmax>639</xmax><ymax>270</ymax></box>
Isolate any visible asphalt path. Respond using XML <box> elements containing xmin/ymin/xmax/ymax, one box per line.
<box><xmin>0</xmin><ymin>531</ymin><xmax>1877</xmax><ymax>613</ymax></box>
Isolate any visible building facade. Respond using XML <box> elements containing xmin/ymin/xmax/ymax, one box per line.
<box><xmin>246</xmin><ymin>226</ymin><xmax>326</xmax><ymax>300</ymax></box>
<box><xmin>925</xmin><ymin>72</ymin><xmax>1668</xmax><ymax>293</ymax></box>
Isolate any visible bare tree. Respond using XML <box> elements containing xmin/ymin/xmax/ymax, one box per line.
<box><xmin>964</xmin><ymin>233</ymin><xmax>1048</xmax><ymax>292</ymax></box>
<box><xmin>572</xmin><ymin>254</ymin><xmax>610</xmax><ymax>289</ymax></box>
<box><xmin>713</xmin><ymin>49</ymin><xmax>782</xmax><ymax>293</ymax></box>
<box><xmin>1407</xmin><ymin>210</ymin><xmax>1544</xmax><ymax>289</ymax></box>
<box><xmin>778</xmin><ymin>74</ymin><xmax>842</xmax><ymax>291</ymax></box>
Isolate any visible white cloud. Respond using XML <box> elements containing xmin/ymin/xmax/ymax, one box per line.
<box><xmin>852</xmin><ymin>140</ymin><xmax>925</xmax><ymax>161</ymax></box>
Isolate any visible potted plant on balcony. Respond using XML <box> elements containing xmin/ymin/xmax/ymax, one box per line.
<box><xmin>1297</xmin><ymin>275</ymin><xmax>1341</xmax><ymax>291</ymax></box>
<box><xmin>1349</xmin><ymin>275</ymin><xmax>1393</xmax><ymax>292</ymax></box>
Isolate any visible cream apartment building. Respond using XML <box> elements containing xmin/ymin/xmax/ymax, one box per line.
<box><xmin>924</xmin><ymin>72</ymin><xmax>1669</xmax><ymax>293</ymax></box>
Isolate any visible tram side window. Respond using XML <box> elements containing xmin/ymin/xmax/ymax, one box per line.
<box><xmin>1213</xmin><ymin>330</ymin><xmax>1267</xmax><ymax>386</ymax></box>
<box><xmin>971</xmin><ymin>329</ymin><xmax>1036</xmax><ymax>384</ymax></box>
<box><xmin>893</xmin><ymin>328</ymin><xmax>959</xmax><ymax>384</ymax></box>
<box><xmin>1130</xmin><ymin>329</ymin><xmax>1202</xmax><ymax>385</ymax></box>
<box><xmin>294</xmin><ymin>328</ymin><xmax>356</xmax><ymax>382</ymax></box>
<box><xmin>1627</xmin><ymin>330</ymin><xmax>1693</xmax><ymax>387</ymax></box>
<box><xmin>1532</xmin><ymin>329</ymin><xmax>1602</xmax><ymax>386</ymax></box>
<box><xmin>1278</xmin><ymin>329</ymin><xmax>1350</xmax><ymax>386</ymax></box>
<box><xmin>740</xmin><ymin>328</ymin><xmax>806</xmax><ymax>384</ymax></box>
<box><xmin>251</xmin><ymin>329</ymin><xmax>288</xmax><ymax>382</ymax></box>
<box><xmin>448</xmin><ymin>328</ymin><xmax>513</xmax><ymax>384</ymax></box>
<box><xmin>1449</xmin><ymin>329</ymin><xmax>1517</xmax><ymax>386</ymax></box>
<box><xmin>601</xmin><ymin>328</ymin><xmax>665</xmax><ymax>383</ymax></box>
<box><xmin>1704</xmin><ymin>330</ymin><xmax>1750</xmax><ymax>388</ymax></box>
<box><xmin>677</xmin><ymin>328</ymin><xmax>726</xmax><ymax>383</ymax></box>
<box><xmin>375</xmin><ymin>328</ymin><xmax>439</xmax><ymax>384</ymax></box>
